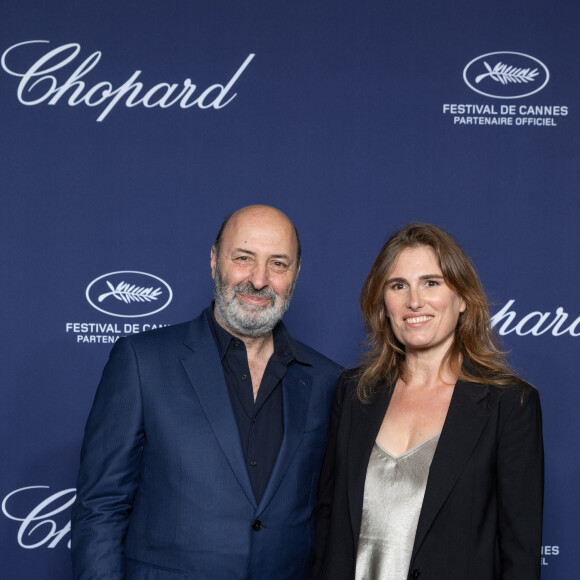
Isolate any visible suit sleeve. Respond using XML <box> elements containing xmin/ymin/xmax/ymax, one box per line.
<box><xmin>71</xmin><ymin>337</ymin><xmax>145</xmax><ymax>580</ymax></box>
<box><xmin>497</xmin><ymin>385</ymin><xmax>544</xmax><ymax>580</ymax></box>
<box><xmin>312</xmin><ymin>371</ymin><xmax>349</xmax><ymax>579</ymax></box>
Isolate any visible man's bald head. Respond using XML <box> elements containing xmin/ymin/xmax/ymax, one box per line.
<box><xmin>213</xmin><ymin>205</ymin><xmax>301</xmax><ymax>264</ymax></box>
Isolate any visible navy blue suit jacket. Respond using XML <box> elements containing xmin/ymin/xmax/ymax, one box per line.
<box><xmin>71</xmin><ymin>312</ymin><xmax>341</xmax><ymax>580</ymax></box>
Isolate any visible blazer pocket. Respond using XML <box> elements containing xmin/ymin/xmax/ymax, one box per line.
<box><xmin>126</xmin><ymin>558</ymin><xmax>187</xmax><ymax>579</ymax></box>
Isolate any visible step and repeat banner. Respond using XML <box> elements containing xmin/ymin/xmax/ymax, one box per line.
<box><xmin>1</xmin><ymin>1</ymin><xmax>578</xmax><ymax>578</ymax></box>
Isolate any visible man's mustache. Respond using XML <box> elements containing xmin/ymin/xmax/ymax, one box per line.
<box><xmin>233</xmin><ymin>282</ymin><xmax>277</xmax><ymax>300</ymax></box>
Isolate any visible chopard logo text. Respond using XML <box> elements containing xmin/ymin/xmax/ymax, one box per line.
<box><xmin>1</xmin><ymin>40</ymin><xmax>255</xmax><ymax>121</ymax></box>
<box><xmin>491</xmin><ymin>299</ymin><xmax>580</xmax><ymax>337</ymax></box>
<box><xmin>2</xmin><ymin>486</ymin><xmax>74</xmax><ymax>549</ymax></box>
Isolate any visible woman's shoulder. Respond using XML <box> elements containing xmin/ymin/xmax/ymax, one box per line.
<box><xmin>331</xmin><ymin>367</ymin><xmax>368</xmax><ymax>408</ymax></box>
<box><xmin>500</xmin><ymin>379</ymin><xmax>541</xmax><ymax>407</ymax></box>
<box><xmin>461</xmin><ymin>361</ymin><xmax>539</xmax><ymax>406</ymax></box>
<box><xmin>335</xmin><ymin>367</ymin><xmax>360</xmax><ymax>397</ymax></box>
<box><xmin>338</xmin><ymin>366</ymin><xmax>361</xmax><ymax>383</ymax></box>
<box><xmin>336</xmin><ymin>366</ymin><xmax>395</xmax><ymax>407</ymax></box>
<box><xmin>472</xmin><ymin>377</ymin><xmax>541</xmax><ymax>413</ymax></box>
<box><xmin>485</xmin><ymin>380</ymin><xmax>543</xmax><ymax>439</ymax></box>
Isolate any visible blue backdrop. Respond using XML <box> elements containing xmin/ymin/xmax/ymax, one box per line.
<box><xmin>1</xmin><ymin>1</ymin><xmax>578</xmax><ymax>577</ymax></box>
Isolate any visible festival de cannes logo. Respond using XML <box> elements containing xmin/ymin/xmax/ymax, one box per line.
<box><xmin>86</xmin><ymin>271</ymin><xmax>173</xmax><ymax>318</ymax></box>
<box><xmin>463</xmin><ymin>52</ymin><xmax>549</xmax><ymax>99</ymax></box>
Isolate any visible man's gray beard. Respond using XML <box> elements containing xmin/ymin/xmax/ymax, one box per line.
<box><xmin>213</xmin><ymin>263</ymin><xmax>294</xmax><ymax>338</ymax></box>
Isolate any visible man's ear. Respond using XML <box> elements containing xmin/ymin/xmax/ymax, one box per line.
<box><xmin>210</xmin><ymin>246</ymin><xmax>217</xmax><ymax>280</ymax></box>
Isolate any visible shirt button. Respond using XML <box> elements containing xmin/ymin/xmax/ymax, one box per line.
<box><xmin>410</xmin><ymin>569</ymin><xmax>421</xmax><ymax>579</ymax></box>
<box><xmin>241</xmin><ymin>373</ymin><xmax>247</xmax><ymax>380</ymax></box>
<box><xmin>250</xmin><ymin>460</ymin><xmax>257</xmax><ymax>467</ymax></box>
<box><xmin>234</xmin><ymin>341</ymin><xmax>240</xmax><ymax>347</ymax></box>
<box><xmin>251</xmin><ymin>519</ymin><xmax>262</xmax><ymax>531</ymax></box>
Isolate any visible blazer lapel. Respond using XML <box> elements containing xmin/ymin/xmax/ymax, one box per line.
<box><xmin>412</xmin><ymin>380</ymin><xmax>492</xmax><ymax>558</ymax></box>
<box><xmin>255</xmin><ymin>364</ymin><xmax>313</xmax><ymax>515</ymax></box>
<box><xmin>181</xmin><ymin>317</ymin><xmax>257</xmax><ymax>508</ymax></box>
<box><xmin>348</xmin><ymin>386</ymin><xmax>393</xmax><ymax>541</ymax></box>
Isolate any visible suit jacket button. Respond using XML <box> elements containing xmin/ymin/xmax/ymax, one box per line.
<box><xmin>410</xmin><ymin>569</ymin><xmax>421</xmax><ymax>578</ymax></box>
<box><xmin>251</xmin><ymin>519</ymin><xmax>262</xmax><ymax>531</ymax></box>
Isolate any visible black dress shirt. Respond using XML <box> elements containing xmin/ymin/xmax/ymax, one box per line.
<box><xmin>206</xmin><ymin>306</ymin><xmax>305</xmax><ymax>502</ymax></box>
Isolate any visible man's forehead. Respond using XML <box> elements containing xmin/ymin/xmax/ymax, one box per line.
<box><xmin>222</xmin><ymin>213</ymin><xmax>296</xmax><ymax>249</ymax></box>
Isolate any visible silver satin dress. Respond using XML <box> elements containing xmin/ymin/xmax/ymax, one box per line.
<box><xmin>354</xmin><ymin>433</ymin><xmax>440</xmax><ymax>580</ymax></box>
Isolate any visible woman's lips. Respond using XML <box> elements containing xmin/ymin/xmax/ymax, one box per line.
<box><xmin>404</xmin><ymin>315</ymin><xmax>434</xmax><ymax>324</ymax></box>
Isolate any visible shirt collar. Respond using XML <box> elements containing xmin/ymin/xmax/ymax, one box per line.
<box><xmin>204</xmin><ymin>304</ymin><xmax>311</xmax><ymax>366</ymax></box>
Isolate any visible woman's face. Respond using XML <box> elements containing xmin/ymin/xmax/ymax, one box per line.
<box><xmin>383</xmin><ymin>245</ymin><xmax>466</xmax><ymax>357</ymax></box>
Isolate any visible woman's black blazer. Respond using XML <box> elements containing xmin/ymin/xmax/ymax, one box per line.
<box><xmin>313</xmin><ymin>369</ymin><xmax>544</xmax><ymax>580</ymax></box>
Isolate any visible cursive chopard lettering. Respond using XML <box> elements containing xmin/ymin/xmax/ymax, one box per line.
<box><xmin>491</xmin><ymin>299</ymin><xmax>580</xmax><ymax>337</ymax></box>
<box><xmin>2</xmin><ymin>486</ymin><xmax>74</xmax><ymax>549</ymax></box>
<box><xmin>1</xmin><ymin>40</ymin><xmax>255</xmax><ymax>122</ymax></box>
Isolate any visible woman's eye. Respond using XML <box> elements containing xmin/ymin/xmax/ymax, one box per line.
<box><xmin>425</xmin><ymin>280</ymin><xmax>440</xmax><ymax>287</ymax></box>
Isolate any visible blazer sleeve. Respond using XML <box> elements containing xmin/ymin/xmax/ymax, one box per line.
<box><xmin>312</xmin><ymin>371</ymin><xmax>349</xmax><ymax>579</ymax></box>
<box><xmin>497</xmin><ymin>384</ymin><xmax>544</xmax><ymax>580</ymax></box>
<box><xmin>71</xmin><ymin>337</ymin><xmax>145</xmax><ymax>580</ymax></box>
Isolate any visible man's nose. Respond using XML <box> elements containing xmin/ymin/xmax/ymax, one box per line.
<box><xmin>248</xmin><ymin>262</ymin><xmax>269</xmax><ymax>290</ymax></box>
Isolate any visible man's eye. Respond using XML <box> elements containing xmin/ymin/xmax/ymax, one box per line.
<box><xmin>271</xmin><ymin>261</ymin><xmax>289</xmax><ymax>270</ymax></box>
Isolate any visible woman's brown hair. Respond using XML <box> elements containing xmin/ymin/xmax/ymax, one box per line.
<box><xmin>357</xmin><ymin>223</ymin><xmax>520</xmax><ymax>402</ymax></box>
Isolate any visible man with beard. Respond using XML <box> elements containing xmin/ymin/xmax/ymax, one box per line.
<box><xmin>71</xmin><ymin>205</ymin><xmax>342</xmax><ymax>580</ymax></box>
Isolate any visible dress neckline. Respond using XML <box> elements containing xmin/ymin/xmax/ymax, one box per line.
<box><xmin>374</xmin><ymin>431</ymin><xmax>441</xmax><ymax>460</ymax></box>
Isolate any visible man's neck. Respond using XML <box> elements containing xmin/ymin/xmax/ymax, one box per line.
<box><xmin>213</xmin><ymin>309</ymin><xmax>275</xmax><ymax>400</ymax></box>
<box><xmin>240</xmin><ymin>333</ymin><xmax>275</xmax><ymax>364</ymax></box>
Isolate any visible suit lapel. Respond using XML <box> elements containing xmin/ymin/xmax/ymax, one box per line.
<box><xmin>412</xmin><ymin>380</ymin><xmax>491</xmax><ymax>558</ymax></box>
<box><xmin>255</xmin><ymin>363</ymin><xmax>313</xmax><ymax>514</ymax></box>
<box><xmin>348</xmin><ymin>386</ymin><xmax>393</xmax><ymax>541</ymax></box>
<box><xmin>181</xmin><ymin>316</ymin><xmax>257</xmax><ymax>508</ymax></box>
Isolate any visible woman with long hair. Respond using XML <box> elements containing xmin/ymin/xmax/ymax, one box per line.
<box><xmin>313</xmin><ymin>224</ymin><xmax>543</xmax><ymax>580</ymax></box>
